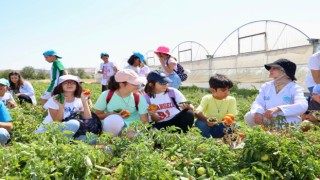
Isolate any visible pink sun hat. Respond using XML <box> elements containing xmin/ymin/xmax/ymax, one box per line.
<box><xmin>154</xmin><ymin>46</ymin><xmax>171</xmax><ymax>55</ymax></box>
<box><xmin>115</xmin><ymin>69</ymin><xmax>146</xmax><ymax>85</ymax></box>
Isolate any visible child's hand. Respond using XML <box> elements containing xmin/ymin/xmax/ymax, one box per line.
<box><xmin>263</xmin><ymin>107</ymin><xmax>280</xmax><ymax>119</ymax></box>
<box><xmin>179</xmin><ymin>103</ymin><xmax>194</xmax><ymax>111</ymax></box>
<box><xmin>206</xmin><ymin>117</ymin><xmax>218</xmax><ymax>127</ymax></box>
<box><xmin>53</xmin><ymin>94</ymin><xmax>64</xmax><ymax>105</ymax></box>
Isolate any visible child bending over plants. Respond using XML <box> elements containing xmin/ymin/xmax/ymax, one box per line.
<box><xmin>244</xmin><ymin>59</ymin><xmax>308</xmax><ymax>128</ymax></box>
<box><xmin>94</xmin><ymin>69</ymin><xmax>149</xmax><ymax>137</ymax></box>
<box><xmin>0</xmin><ymin>78</ymin><xmax>17</xmax><ymax>109</ymax></box>
<box><xmin>195</xmin><ymin>74</ymin><xmax>238</xmax><ymax>138</ymax></box>
<box><xmin>144</xmin><ymin>70</ymin><xmax>194</xmax><ymax>133</ymax></box>
<box><xmin>0</xmin><ymin>101</ymin><xmax>13</xmax><ymax>146</ymax></box>
<box><xmin>35</xmin><ymin>75</ymin><xmax>93</xmax><ymax>142</ymax></box>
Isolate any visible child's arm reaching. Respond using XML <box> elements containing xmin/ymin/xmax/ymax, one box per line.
<box><xmin>80</xmin><ymin>92</ymin><xmax>92</xmax><ymax>120</ymax></box>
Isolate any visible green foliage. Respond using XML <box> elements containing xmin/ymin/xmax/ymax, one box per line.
<box><xmin>20</xmin><ymin>66</ymin><xmax>36</xmax><ymax>79</ymax></box>
<box><xmin>0</xmin><ymin>69</ymin><xmax>14</xmax><ymax>79</ymax></box>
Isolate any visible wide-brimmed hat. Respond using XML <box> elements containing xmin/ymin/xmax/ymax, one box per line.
<box><xmin>0</xmin><ymin>78</ymin><xmax>9</xmax><ymax>86</ymax></box>
<box><xmin>147</xmin><ymin>70</ymin><xmax>172</xmax><ymax>84</ymax></box>
<box><xmin>115</xmin><ymin>69</ymin><xmax>146</xmax><ymax>85</ymax></box>
<box><xmin>43</xmin><ymin>50</ymin><xmax>62</xmax><ymax>59</ymax></box>
<box><xmin>264</xmin><ymin>59</ymin><xmax>297</xmax><ymax>81</ymax></box>
<box><xmin>58</xmin><ymin>75</ymin><xmax>80</xmax><ymax>85</ymax></box>
<box><xmin>154</xmin><ymin>46</ymin><xmax>170</xmax><ymax>55</ymax></box>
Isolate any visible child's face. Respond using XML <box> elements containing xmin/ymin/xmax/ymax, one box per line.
<box><xmin>10</xmin><ymin>75</ymin><xmax>19</xmax><ymax>84</ymax></box>
<box><xmin>62</xmin><ymin>80</ymin><xmax>77</xmax><ymax>93</ymax></box>
<box><xmin>210</xmin><ymin>87</ymin><xmax>231</xmax><ymax>100</ymax></box>
<box><xmin>0</xmin><ymin>84</ymin><xmax>8</xmax><ymax>95</ymax></box>
<box><xmin>312</xmin><ymin>93</ymin><xmax>320</xmax><ymax>103</ymax></box>
<box><xmin>154</xmin><ymin>82</ymin><xmax>169</xmax><ymax>94</ymax></box>
<box><xmin>101</xmin><ymin>56</ymin><xmax>109</xmax><ymax>63</ymax></box>
<box><xmin>44</xmin><ymin>55</ymin><xmax>56</xmax><ymax>63</ymax></box>
<box><xmin>123</xmin><ymin>83</ymin><xmax>140</xmax><ymax>93</ymax></box>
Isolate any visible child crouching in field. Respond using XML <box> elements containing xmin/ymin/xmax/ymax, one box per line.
<box><xmin>35</xmin><ymin>75</ymin><xmax>93</xmax><ymax>142</ymax></box>
<box><xmin>94</xmin><ymin>69</ymin><xmax>149</xmax><ymax>137</ymax></box>
<box><xmin>0</xmin><ymin>101</ymin><xmax>13</xmax><ymax>146</ymax></box>
<box><xmin>301</xmin><ymin>84</ymin><xmax>320</xmax><ymax>125</ymax></box>
<box><xmin>0</xmin><ymin>78</ymin><xmax>17</xmax><ymax>109</ymax></box>
<box><xmin>195</xmin><ymin>74</ymin><xmax>237</xmax><ymax>138</ymax></box>
<box><xmin>244</xmin><ymin>59</ymin><xmax>307</xmax><ymax>127</ymax></box>
<box><xmin>144</xmin><ymin>70</ymin><xmax>194</xmax><ymax>133</ymax></box>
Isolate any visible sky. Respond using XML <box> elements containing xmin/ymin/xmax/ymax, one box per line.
<box><xmin>1</xmin><ymin>0</ymin><xmax>320</xmax><ymax>70</ymax></box>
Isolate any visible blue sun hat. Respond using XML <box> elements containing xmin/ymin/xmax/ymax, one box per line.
<box><xmin>0</xmin><ymin>78</ymin><xmax>9</xmax><ymax>86</ymax></box>
<box><xmin>133</xmin><ymin>52</ymin><xmax>144</xmax><ymax>62</ymax></box>
<box><xmin>43</xmin><ymin>50</ymin><xmax>62</xmax><ymax>59</ymax></box>
<box><xmin>100</xmin><ymin>52</ymin><xmax>109</xmax><ymax>58</ymax></box>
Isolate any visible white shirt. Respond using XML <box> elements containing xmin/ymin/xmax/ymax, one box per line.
<box><xmin>100</xmin><ymin>62</ymin><xmax>116</xmax><ymax>85</ymax></box>
<box><xmin>0</xmin><ymin>92</ymin><xmax>15</xmax><ymax>106</ymax></box>
<box><xmin>13</xmin><ymin>81</ymin><xmax>37</xmax><ymax>105</ymax></box>
<box><xmin>161</xmin><ymin>57</ymin><xmax>177</xmax><ymax>75</ymax></box>
<box><xmin>250</xmin><ymin>81</ymin><xmax>308</xmax><ymax>124</ymax></box>
<box><xmin>139</xmin><ymin>66</ymin><xmax>150</xmax><ymax>77</ymax></box>
<box><xmin>35</xmin><ymin>97</ymin><xmax>83</xmax><ymax>133</ymax></box>
<box><xmin>306</xmin><ymin>52</ymin><xmax>320</xmax><ymax>88</ymax></box>
<box><xmin>125</xmin><ymin>65</ymin><xmax>140</xmax><ymax>74</ymax></box>
<box><xmin>148</xmin><ymin>88</ymin><xmax>186</xmax><ymax>122</ymax></box>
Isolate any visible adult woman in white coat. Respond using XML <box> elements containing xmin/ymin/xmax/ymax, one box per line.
<box><xmin>244</xmin><ymin>59</ymin><xmax>308</xmax><ymax>127</ymax></box>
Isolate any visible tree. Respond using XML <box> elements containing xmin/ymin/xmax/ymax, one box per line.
<box><xmin>76</xmin><ymin>68</ymin><xmax>86</xmax><ymax>79</ymax></box>
<box><xmin>36</xmin><ymin>69</ymin><xmax>49</xmax><ymax>79</ymax></box>
<box><xmin>20</xmin><ymin>66</ymin><xmax>36</xmax><ymax>79</ymax></box>
<box><xmin>68</xmin><ymin>68</ymin><xmax>77</xmax><ymax>75</ymax></box>
<box><xmin>0</xmin><ymin>69</ymin><xmax>14</xmax><ymax>79</ymax></box>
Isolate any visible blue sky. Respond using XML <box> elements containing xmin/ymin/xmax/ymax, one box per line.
<box><xmin>1</xmin><ymin>0</ymin><xmax>319</xmax><ymax>70</ymax></box>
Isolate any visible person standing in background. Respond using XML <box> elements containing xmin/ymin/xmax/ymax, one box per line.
<box><xmin>40</xmin><ymin>50</ymin><xmax>68</xmax><ymax>106</ymax></box>
<box><xmin>154</xmin><ymin>46</ymin><xmax>181</xmax><ymax>89</ymax></box>
<box><xmin>97</xmin><ymin>52</ymin><xmax>118</xmax><ymax>92</ymax></box>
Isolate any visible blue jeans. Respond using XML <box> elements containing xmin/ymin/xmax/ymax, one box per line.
<box><xmin>195</xmin><ymin>120</ymin><xmax>231</xmax><ymax>138</ymax></box>
<box><xmin>61</xmin><ymin>120</ymin><xmax>80</xmax><ymax>140</ymax></box>
<box><xmin>0</xmin><ymin>128</ymin><xmax>10</xmax><ymax>146</ymax></box>
<box><xmin>168</xmin><ymin>73</ymin><xmax>181</xmax><ymax>89</ymax></box>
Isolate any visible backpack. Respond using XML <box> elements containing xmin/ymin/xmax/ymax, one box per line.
<box><xmin>166</xmin><ymin>60</ymin><xmax>188</xmax><ymax>81</ymax></box>
<box><xmin>62</xmin><ymin>112</ymin><xmax>102</xmax><ymax>137</ymax></box>
<box><xmin>106</xmin><ymin>89</ymin><xmax>140</xmax><ymax>111</ymax></box>
<box><xmin>143</xmin><ymin>88</ymin><xmax>180</xmax><ymax>111</ymax></box>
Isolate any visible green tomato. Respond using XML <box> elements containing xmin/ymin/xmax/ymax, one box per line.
<box><xmin>196</xmin><ymin>167</ymin><xmax>206</xmax><ymax>176</ymax></box>
<box><xmin>261</xmin><ymin>154</ymin><xmax>269</xmax><ymax>161</ymax></box>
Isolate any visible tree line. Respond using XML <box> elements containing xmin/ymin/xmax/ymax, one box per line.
<box><xmin>0</xmin><ymin>66</ymin><xmax>94</xmax><ymax>79</ymax></box>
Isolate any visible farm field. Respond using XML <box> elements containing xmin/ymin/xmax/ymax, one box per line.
<box><xmin>1</xmin><ymin>82</ymin><xmax>320</xmax><ymax>179</ymax></box>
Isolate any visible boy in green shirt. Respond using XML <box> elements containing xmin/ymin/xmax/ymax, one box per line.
<box><xmin>40</xmin><ymin>50</ymin><xmax>68</xmax><ymax>106</ymax></box>
<box><xmin>195</xmin><ymin>74</ymin><xmax>237</xmax><ymax>138</ymax></box>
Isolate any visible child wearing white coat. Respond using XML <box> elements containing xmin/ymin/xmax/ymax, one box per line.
<box><xmin>245</xmin><ymin>59</ymin><xmax>308</xmax><ymax>127</ymax></box>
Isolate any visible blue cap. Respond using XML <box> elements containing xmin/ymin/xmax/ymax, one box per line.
<box><xmin>43</xmin><ymin>50</ymin><xmax>62</xmax><ymax>59</ymax></box>
<box><xmin>100</xmin><ymin>52</ymin><xmax>109</xmax><ymax>58</ymax></box>
<box><xmin>313</xmin><ymin>84</ymin><xmax>320</xmax><ymax>95</ymax></box>
<box><xmin>147</xmin><ymin>70</ymin><xmax>172</xmax><ymax>84</ymax></box>
<box><xmin>0</xmin><ymin>78</ymin><xmax>9</xmax><ymax>86</ymax></box>
<box><xmin>133</xmin><ymin>52</ymin><xmax>144</xmax><ymax>62</ymax></box>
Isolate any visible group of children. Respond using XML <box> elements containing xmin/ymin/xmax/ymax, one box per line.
<box><xmin>0</xmin><ymin>47</ymin><xmax>318</xmax><ymax>146</ymax></box>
